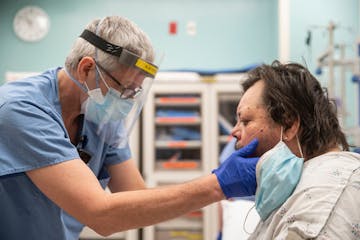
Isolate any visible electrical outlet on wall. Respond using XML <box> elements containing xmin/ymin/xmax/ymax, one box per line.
<box><xmin>186</xmin><ymin>21</ymin><xmax>197</xmax><ymax>36</ymax></box>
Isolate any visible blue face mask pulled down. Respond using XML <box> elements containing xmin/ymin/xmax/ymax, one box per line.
<box><xmin>255</xmin><ymin>137</ymin><xmax>304</xmax><ymax>221</ymax></box>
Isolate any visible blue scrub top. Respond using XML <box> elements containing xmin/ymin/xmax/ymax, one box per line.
<box><xmin>0</xmin><ymin>68</ymin><xmax>131</xmax><ymax>239</ymax></box>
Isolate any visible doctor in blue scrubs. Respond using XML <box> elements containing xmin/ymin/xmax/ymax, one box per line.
<box><xmin>0</xmin><ymin>16</ymin><xmax>260</xmax><ymax>240</ymax></box>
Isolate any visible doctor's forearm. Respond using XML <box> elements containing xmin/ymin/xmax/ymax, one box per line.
<box><xmin>27</xmin><ymin>160</ymin><xmax>223</xmax><ymax>236</ymax></box>
<box><xmin>93</xmin><ymin>174</ymin><xmax>224</xmax><ymax>236</ymax></box>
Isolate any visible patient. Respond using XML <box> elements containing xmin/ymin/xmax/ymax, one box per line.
<box><xmin>231</xmin><ymin>60</ymin><xmax>360</xmax><ymax>239</ymax></box>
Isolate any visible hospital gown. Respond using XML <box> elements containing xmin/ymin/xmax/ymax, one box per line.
<box><xmin>248</xmin><ymin>151</ymin><xmax>360</xmax><ymax>240</ymax></box>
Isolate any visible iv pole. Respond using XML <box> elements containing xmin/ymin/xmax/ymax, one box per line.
<box><xmin>315</xmin><ymin>21</ymin><xmax>356</xmax><ymax>127</ymax></box>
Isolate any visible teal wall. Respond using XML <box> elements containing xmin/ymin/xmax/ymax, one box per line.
<box><xmin>1</xmin><ymin>0</ymin><xmax>359</xmax><ymax>126</ymax></box>
<box><xmin>289</xmin><ymin>0</ymin><xmax>360</xmax><ymax>127</ymax></box>
<box><xmin>0</xmin><ymin>0</ymin><xmax>278</xmax><ymax>83</ymax></box>
<box><xmin>290</xmin><ymin>0</ymin><xmax>359</xmax><ymax>68</ymax></box>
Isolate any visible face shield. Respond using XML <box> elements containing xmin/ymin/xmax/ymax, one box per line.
<box><xmin>80</xmin><ymin>29</ymin><xmax>161</xmax><ymax>148</ymax></box>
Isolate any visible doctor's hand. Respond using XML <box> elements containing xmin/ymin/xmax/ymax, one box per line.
<box><xmin>212</xmin><ymin>139</ymin><xmax>259</xmax><ymax>199</ymax></box>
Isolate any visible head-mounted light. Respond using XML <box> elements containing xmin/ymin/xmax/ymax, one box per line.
<box><xmin>80</xmin><ymin>29</ymin><xmax>158</xmax><ymax>78</ymax></box>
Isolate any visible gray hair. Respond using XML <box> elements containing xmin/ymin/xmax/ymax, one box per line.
<box><xmin>65</xmin><ymin>16</ymin><xmax>155</xmax><ymax>72</ymax></box>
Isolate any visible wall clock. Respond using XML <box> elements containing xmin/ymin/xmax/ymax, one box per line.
<box><xmin>13</xmin><ymin>6</ymin><xmax>50</xmax><ymax>42</ymax></box>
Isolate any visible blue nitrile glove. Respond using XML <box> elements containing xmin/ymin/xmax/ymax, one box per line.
<box><xmin>216</xmin><ymin>231</ymin><xmax>222</xmax><ymax>240</ymax></box>
<box><xmin>212</xmin><ymin>139</ymin><xmax>259</xmax><ymax>199</ymax></box>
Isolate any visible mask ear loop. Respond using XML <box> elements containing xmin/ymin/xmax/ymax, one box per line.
<box><xmin>243</xmin><ymin>203</ymin><xmax>256</xmax><ymax>235</ymax></box>
<box><xmin>94</xmin><ymin>64</ymin><xmax>110</xmax><ymax>90</ymax></box>
<box><xmin>296</xmin><ymin>135</ymin><xmax>304</xmax><ymax>158</ymax></box>
<box><xmin>282</xmin><ymin>126</ymin><xmax>304</xmax><ymax>158</ymax></box>
<box><xmin>83</xmin><ymin>82</ymin><xmax>90</xmax><ymax>92</ymax></box>
<box><xmin>64</xmin><ymin>67</ymin><xmax>88</xmax><ymax>93</ymax></box>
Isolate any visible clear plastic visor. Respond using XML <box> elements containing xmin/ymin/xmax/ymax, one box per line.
<box><xmin>79</xmin><ymin>29</ymin><xmax>162</xmax><ymax>149</ymax></box>
<box><xmin>88</xmin><ymin>53</ymin><xmax>162</xmax><ymax>149</ymax></box>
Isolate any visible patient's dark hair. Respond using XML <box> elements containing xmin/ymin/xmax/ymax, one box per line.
<box><xmin>242</xmin><ymin>60</ymin><xmax>348</xmax><ymax>158</ymax></box>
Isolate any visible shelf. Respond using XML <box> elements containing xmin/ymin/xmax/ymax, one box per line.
<box><xmin>155</xmin><ymin>140</ymin><xmax>202</xmax><ymax>149</ymax></box>
<box><xmin>155</xmin><ymin>97</ymin><xmax>201</xmax><ymax>106</ymax></box>
<box><xmin>156</xmin><ymin>117</ymin><xmax>201</xmax><ymax>125</ymax></box>
<box><xmin>218</xmin><ymin>94</ymin><xmax>239</xmax><ymax>102</ymax></box>
<box><xmin>156</xmin><ymin>160</ymin><xmax>200</xmax><ymax>170</ymax></box>
<box><xmin>142</xmin><ymin>80</ymin><xmax>245</xmax><ymax>240</ymax></box>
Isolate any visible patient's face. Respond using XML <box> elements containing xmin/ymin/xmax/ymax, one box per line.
<box><xmin>231</xmin><ymin>80</ymin><xmax>281</xmax><ymax>157</ymax></box>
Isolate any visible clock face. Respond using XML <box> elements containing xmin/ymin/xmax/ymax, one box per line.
<box><xmin>13</xmin><ymin>6</ymin><xmax>50</xmax><ymax>42</ymax></box>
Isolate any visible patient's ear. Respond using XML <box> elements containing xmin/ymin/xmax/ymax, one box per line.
<box><xmin>283</xmin><ymin>117</ymin><xmax>300</xmax><ymax>141</ymax></box>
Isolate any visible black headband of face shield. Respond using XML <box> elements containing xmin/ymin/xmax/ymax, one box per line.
<box><xmin>79</xmin><ymin>29</ymin><xmax>158</xmax><ymax>77</ymax></box>
<box><xmin>80</xmin><ymin>29</ymin><xmax>123</xmax><ymax>57</ymax></box>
